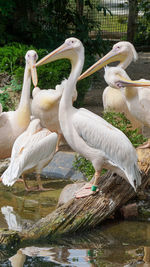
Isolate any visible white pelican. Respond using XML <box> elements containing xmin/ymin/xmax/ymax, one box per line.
<box><xmin>79</xmin><ymin>41</ymin><xmax>142</xmax><ymax>130</ymax></box>
<box><xmin>34</xmin><ymin>37</ymin><xmax>141</xmax><ymax>198</ymax></box>
<box><xmin>0</xmin><ymin>50</ymin><xmax>38</xmax><ymax>159</ymax></box>
<box><xmin>31</xmin><ymin>76</ymin><xmax>77</xmax><ymax>149</ymax></box>
<box><xmin>104</xmin><ymin>66</ymin><xmax>150</xmax><ymax>147</ymax></box>
<box><xmin>1</xmin><ymin>119</ymin><xmax>58</xmax><ymax>191</ymax></box>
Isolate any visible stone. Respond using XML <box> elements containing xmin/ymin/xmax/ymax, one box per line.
<box><xmin>121</xmin><ymin>203</ymin><xmax>138</xmax><ymax>219</ymax></box>
<box><xmin>42</xmin><ymin>151</ymin><xmax>85</xmax><ymax>181</ymax></box>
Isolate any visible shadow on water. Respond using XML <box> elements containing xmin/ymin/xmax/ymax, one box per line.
<box><xmin>0</xmin><ymin>179</ymin><xmax>150</xmax><ymax>266</ymax></box>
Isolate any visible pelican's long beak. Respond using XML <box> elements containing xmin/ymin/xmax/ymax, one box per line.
<box><xmin>31</xmin><ymin>62</ymin><xmax>38</xmax><ymax>87</ymax></box>
<box><xmin>78</xmin><ymin>49</ymin><xmax>125</xmax><ymax>81</ymax></box>
<box><xmin>117</xmin><ymin>75</ymin><xmax>150</xmax><ymax>87</ymax></box>
<box><xmin>35</xmin><ymin>43</ymin><xmax>71</xmax><ymax>67</ymax></box>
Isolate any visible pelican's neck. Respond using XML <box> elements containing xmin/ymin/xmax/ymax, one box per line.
<box><xmin>118</xmin><ymin>56</ymin><xmax>132</xmax><ymax>70</ymax></box>
<box><xmin>61</xmin><ymin>52</ymin><xmax>84</xmax><ymax>108</ymax></box>
<box><xmin>18</xmin><ymin>63</ymin><xmax>31</xmax><ymax>110</ymax></box>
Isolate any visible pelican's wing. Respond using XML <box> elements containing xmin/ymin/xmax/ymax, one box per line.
<box><xmin>20</xmin><ymin>131</ymin><xmax>58</xmax><ymax>172</ymax></box>
<box><xmin>16</xmin><ymin>130</ymin><xmax>58</xmax><ymax>173</ymax></box>
<box><xmin>10</xmin><ymin>130</ymin><xmax>29</xmax><ymax>161</ymax></box>
<box><xmin>139</xmin><ymin>87</ymin><xmax>150</xmax><ymax>112</ymax></box>
<box><xmin>2</xmin><ymin>131</ymin><xmax>58</xmax><ymax>186</ymax></box>
<box><xmin>73</xmin><ymin>108</ymin><xmax>137</xmax><ymax>171</ymax></box>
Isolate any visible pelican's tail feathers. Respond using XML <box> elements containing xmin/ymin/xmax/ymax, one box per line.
<box><xmin>1</xmin><ymin>163</ymin><xmax>21</xmax><ymax>186</ymax></box>
<box><xmin>126</xmin><ymin>163</ymin><xmax>141</xmax><ymax>192</ymax></box>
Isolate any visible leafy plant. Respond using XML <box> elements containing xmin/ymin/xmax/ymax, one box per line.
<box><xmin>134</xmin><ymin>0</ymin><xmax>150</xmax><ymax>45</ymax></box>
<box><xmin>103</xmin><ymin>112</ymin><xmax>147</xmax><ymax>148</ymax></box>
<box><xmin>0</xmin><ymin>87</ymin><xmax>13</xmax><ymax>111</ymax></box>
<box><xmin>73</xmin><ymin>112</ymin><xmax>147</xmax><ymax>180</ymax></box>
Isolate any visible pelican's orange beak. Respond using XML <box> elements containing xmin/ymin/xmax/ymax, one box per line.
<box><xmin>31</xmin><ymin>64</ymin><xmax>38</xmax><ymax>87</ymax></box>
<box><xmin>116</xmin><ymin>75</ymin><xmax>150</xmax><ymax>88</ymax></box>
<box><xmin>35</xmin><ymin>42</ymin><xmax>73</xmax><ymax>67</ymax></box>
<box><xmin>78</xmin><ymin>49</ymin><xmax>126</xmax><ymax>81</ymax></box>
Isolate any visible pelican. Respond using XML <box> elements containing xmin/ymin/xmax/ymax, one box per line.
<box><xmin>104</xmin><ymin>66</ymin><xmax>150</xmax><ymax>147</ymax></box>
<box><xmin>79</xmin><ymin>41</ymin><xmax>142</xmax><ymax>130</ymax></box>
<box><xmin>0</xmin><ymin>50</ymin><xmax>38</xmax><ymax>159</ymax></box>
<box><xmin>31</xmin><ymin>75</ymin><xmax>77</xmax><ymax>149</ymax></box>
<box><xmin>1</xmin><ymin>119</ymin><xmax>58</xmax><ymax>191</ymax></box>
<box><xmin>34</xmin><ymin>37</ymin><xmax>141</xmax><ymax>198</ymax></box>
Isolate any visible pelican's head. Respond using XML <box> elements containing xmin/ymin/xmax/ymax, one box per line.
<box><xmin>78</xmin><ymin>41</ymin><xmax>138</xmax><ymax>81</ymax></box>
<box><xmin>25</xmin><ymin>50</ymin><xmax>38</xmax><ymax>87</ymax></box>
<box><xmin>35</xmin><ymin>37</ymin><xmax>84</xmax><ymax>67</ymax></box>
<box><xmin>104</xmin><ymin>66</ymin><xmax>150</xmax><ymax>89</ymax></box>
<box><xmin>104</xmin><ymin>66</ymin><xmax>130</xmax><ymax>89</ymax></box>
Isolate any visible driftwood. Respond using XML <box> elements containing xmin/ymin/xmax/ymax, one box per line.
<box><xmin>0</xmin><ymin>146</ymin><xmax>150</xmax><ymax>248</ymax></box>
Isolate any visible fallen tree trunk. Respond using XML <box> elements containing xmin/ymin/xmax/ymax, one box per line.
<box><xmin>0</xmin><ymin>147</ymin><xmax>150</xmax><ymax>247</ymax></box>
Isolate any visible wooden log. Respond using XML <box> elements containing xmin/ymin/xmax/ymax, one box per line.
<box><xmin>0</xmin><ymin>146</ymin><xmax>150</xmax><ymax>247</ymax></box>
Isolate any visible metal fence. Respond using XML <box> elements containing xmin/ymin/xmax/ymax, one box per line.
<box><xmin>84</xmin><ymin>0</ymin><xmax>129</xmax><ymax>40</ymax></box>
<box><xmin>94</xmin><ymin>0</ymin><xmax>129</xmax><ymax>39</ymax></box>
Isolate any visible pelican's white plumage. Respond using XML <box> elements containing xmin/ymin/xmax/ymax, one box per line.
<box><xmin>79</xmin><ymin>41</ymin><xmax>142</xmax><ymax>130</ymax></box>
<box><xmin>104</xmin><ymin>66</ymin><xmax>150</xmax><ymax>128</ymax></box>
<box><xmin>2</xmin><ymin>119</ymin><xmax>58</xmax><ymax>191</ymax></box>
<box><xmin>31</xmin><ymin>77</ymin><xmax>77</xmax><ymax>141</ymax></box>
<box><xmin>0</xmin><ymin>50</ymin><xmax>38</xmax><ymax>159</ymax></box>
<box><xmin>35</xmin><ymin>37</ymin><xmax>141</xmax><ymax>198</ymax></box>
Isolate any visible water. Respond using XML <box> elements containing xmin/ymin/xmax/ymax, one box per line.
<box><xmin>0</xmin><ymin>179</ymin><xmax>150</xmax><ymax>266</ymax></box>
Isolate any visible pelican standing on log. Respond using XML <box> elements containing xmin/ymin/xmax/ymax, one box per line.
<box><xmin>0</xmin><ymin>50</ymin><xmax>38</xmax><ymax>159</ymax></box>
<box><xmin>33</xmin><ymin>37</ymin><xmax>141</xmax><ymax>198</ymax></box>
<box><xmin>79</xmin><ymin>41</ymin><xmax>142</xmax><ymax>130</ymax></box>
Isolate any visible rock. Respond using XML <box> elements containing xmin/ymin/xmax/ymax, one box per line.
<box><xmin>0</xmin><ymin>158</ymin><xmax>10</xmax><ymax>175</ymax></box>
<box><xmin>42</xmin><ymin>151</ymin><xmax>86</xmax><ymax>181</ymax></box>
<box><xmin>57</xmin><ymin>182</ymin><xmax>85</xmax><ymax>207</ymax></box>
<box><xmin>121</xmin><ymin>203</ymin><xmax>138</xmax><ymax>219</ymax></box>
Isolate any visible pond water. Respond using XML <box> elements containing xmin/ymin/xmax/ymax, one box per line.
<box><xmin>0</xmin><ymin>178</ymin><xmax>150</xmax><ymax>267</ymax></box>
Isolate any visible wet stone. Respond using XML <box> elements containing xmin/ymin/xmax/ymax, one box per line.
<box><xmin>42</xmin><ymin>151</ymin><xmax>86</xmax><ymax>181</ymax></box>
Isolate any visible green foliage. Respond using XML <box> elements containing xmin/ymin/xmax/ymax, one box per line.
<box><xmin>134</xmin><ymin>0</ymin><xmax>150</xmax><ymax>45</ymax></box>
<box><xmin>103</xmin><ymin>112</ymin><xmax>147</xmax><ymax>148</ymax></box>
<box><xmin>73</xmin><ymin>154</ymin><xmax>95</xmax><ymax>180</ymax></box>
<box><xmin>0</xmin><ymin>87</ymin><xmax>13</xmax><ymax>111</ymax></box>
<box><xmin>0</xmin><ymin>0</ymin><xmax>111</xmax><ymax>58</ymax></box>
<box><xmin>73</xmin><ymin>111</ymin><xmax>146</xmax><ymax>180</ymax></box>
<box><xmin>0</xmin><ymin>42</ymin><xmax>94</xmax><ymax>107</ymax></box>
<box><xmin>0</xmin><ymin>43</ymin><xmax>35</xmax><ymax>74</ymax></box>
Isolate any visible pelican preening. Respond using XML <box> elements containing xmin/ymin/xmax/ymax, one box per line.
<box><xmin>34</xmin><ymin>37</ymin><xmax>141</xmax><ymax>198</ymax></box>
<box><xmin>0</xmin><ymin>50</ymin><xmax>38</xmax><ymax>159</ymax></box>
<box><xmin>2</xmin><ymin>119</ymin><xmax>58</xmax><ymax>191</ymax></box>
<box><xmin>104</xmin><ymin>66</ymin><xmax>150</xmax><ymax>148</ymax></box>
<box><xmin>80</xmin><ymin>41</ymin><xmax>143</xmax><ymax>130</ymax></box>
<box><xmin>79</xmin><ymin>41</ymin><xmax>150</xmax><ymax>130</ymax></box>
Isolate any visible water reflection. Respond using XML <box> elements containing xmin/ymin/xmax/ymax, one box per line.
<box><xmin>6</xmin><ymin>246</ymin><xmax>150</xmax><ymax>267</ymax></box>
<box><xmin>8</xmin><ymin>247</ymin><xmax>97</xmax><ymax>266</ymax></box>
<box><xmin>1</xmin><ymin>206</ymin><xmax>31</xmax><ymax>231</ymax></box>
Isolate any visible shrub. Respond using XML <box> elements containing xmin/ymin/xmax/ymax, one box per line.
<box><xmin>0</xmin><ymin>42</ymin><xmax>93</xmax><ymax>107</ymax></box>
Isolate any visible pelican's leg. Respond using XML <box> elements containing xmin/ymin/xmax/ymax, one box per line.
<box><xmin>55</xmin><ymin>134</ymin><xmax>62</xmax><ymax>152</ymax></box>
<box><xmin>22</xmin><ymin>175</ymin><xmax>31</xmax><ymax>191</ymax></box>
<box><xmin>36</xmin><ymin>173</ymin><xmax>54</xmax><ymax>191</ymax></box>
<box><xmin>75</xmin><ymin>170</ymin><xmax>100</xmax><ymax>198</ymax></box>
<box><xmin>23</xmin><ymin>174</ymin><xmax>38</xmax><ymax>191</ymax></box>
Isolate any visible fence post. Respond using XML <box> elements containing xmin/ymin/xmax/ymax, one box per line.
<box><xmin>127</xmin><ymin>0</ymin><xmax>138</xmax><ymax>42</ymax></box>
